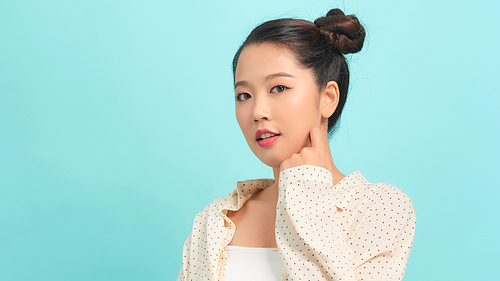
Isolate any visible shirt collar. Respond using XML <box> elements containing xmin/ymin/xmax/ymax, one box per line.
<box><xmin>228</xmin><ymin>178</ymin><xmax>275</xmax><ymax>210</ymax></box>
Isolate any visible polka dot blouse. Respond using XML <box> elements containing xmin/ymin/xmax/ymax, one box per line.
<box><xmin>178</xmin><ymin>165</ymin><xmax>416</xmax><ymax>281</ymax></box>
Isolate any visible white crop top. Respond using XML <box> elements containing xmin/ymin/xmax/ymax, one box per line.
<box><xmin>225</xmin><ymin>245</ymin><xmax>284</xmax><ymax>281</ymax></box>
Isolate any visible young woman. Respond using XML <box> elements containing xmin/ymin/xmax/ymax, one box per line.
<box><xmin>178</xmin><ymin>8</ymin><xmax>416</xmax><ymax>281</ymax></box>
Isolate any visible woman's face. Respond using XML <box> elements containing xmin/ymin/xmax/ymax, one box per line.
<box><xmin>234</xmin><ymin>43</ymin><xmax>323</xmax><ymax>168</ymax></box>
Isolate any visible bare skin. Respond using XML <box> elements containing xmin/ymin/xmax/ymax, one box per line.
<box><xmin>227</xmin><ymin>128</ymin><xmax>346</xmax><ymax>247</ymax></box>
<box><xmin>226</xmin><ymin>190</ymin><xmax>278</xmax><ymax>247</ymax></box>
<box><xmin>228</xmin><ymin>43</ymin><xmax>346</xmax><ymax>248</ymax></box>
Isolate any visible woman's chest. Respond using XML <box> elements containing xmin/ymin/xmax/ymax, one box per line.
<box><xmin>227</xmin><ymin>199</ymin><xmax>277</xmax><ymax>248</ymax></box>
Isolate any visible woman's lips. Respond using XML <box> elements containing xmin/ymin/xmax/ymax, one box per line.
<box><xmin>257</xmin><ymin>135</ymin><xmax>280</xmax><ymax>147</ymax></box>
<box><xmin>255</xmin><ymin>128</ymin><xmax>280</xmax><ymax>147</ymax></box>
<box><xmin>255</xmin><ymin>129</ymin><xmax>279</xmax><ymax>140</ymax></box>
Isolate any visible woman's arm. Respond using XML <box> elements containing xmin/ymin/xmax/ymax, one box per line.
<box><xmin>177</xmin><ymin>198</ymin><xmax>227</xmax><ymax>281</ymax></box>
<box><xmin>275</xmin><ymin>165</ymin><xmax>415</xmax><ymax>281</ymax></box>
<box><xmin>276</xmin><ymin>165</ymin><xmax>356</xmax><ymax>280</ymax></box>
<box><xmin>347</xmin><ymin>182</ymin><xmax>416</xmax><ymax>280</ymax></box>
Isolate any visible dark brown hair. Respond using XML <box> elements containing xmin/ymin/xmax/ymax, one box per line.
<box><xmin>232</xmin><ymin>9</ymin><xmax>366</xmax><ymax>138</ymax></box>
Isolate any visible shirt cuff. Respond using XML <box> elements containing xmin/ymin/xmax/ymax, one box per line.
<box><xmin>278</xmin><ymin>164</ymin><xmax>333</xmax><ymax>187</ymax></box>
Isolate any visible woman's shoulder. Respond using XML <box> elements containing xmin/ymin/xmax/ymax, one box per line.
<box><xmin>353</xmin><ymin>172</ymin><xmax>414</xmax><ymax>211</ymax></box>
<box><xmin>341</xmin><ymin>171</ymin><xmax>416</xmax><ymax>233</ymax></box>
<box><xmin>195</xmin><ymin>193</ymin><xmax>235</xmax><ymax>219</ymax></box>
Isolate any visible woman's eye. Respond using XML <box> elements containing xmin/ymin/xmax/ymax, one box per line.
<box><xmin>236</xmin><ymin>93</ymin><xmax>251</xmax><ymax>101</ymax></box>
<box><xmin>271</xmin><ymin>85</ymin><xmax>288</xmax><ymax>93</ymax></box>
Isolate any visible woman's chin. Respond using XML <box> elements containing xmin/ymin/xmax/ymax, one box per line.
<box><xmin>249</xmin><ymin>143</ymin><xmax>298</xmax><ymax>169</ymax></box>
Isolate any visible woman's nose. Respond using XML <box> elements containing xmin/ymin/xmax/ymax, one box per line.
<box><xmin>252</xmin><ymin>97</ymin><xmax>270</xmax><ymax>122</ymax></box>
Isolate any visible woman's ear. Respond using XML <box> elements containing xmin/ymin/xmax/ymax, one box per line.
<box><xmin>320</xmin><ymin>81</ymin><xmax>340</xmax><ymax>118</ymax></box>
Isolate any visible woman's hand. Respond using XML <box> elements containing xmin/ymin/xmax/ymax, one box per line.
<box><xmin>279</xmin><ymin>127</ymin><xmax>333</xmax><ymax>172</ymax></box>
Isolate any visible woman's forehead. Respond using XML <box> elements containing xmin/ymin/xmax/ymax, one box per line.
<box><xmin>234</xmin><ymin>43</ymin><xmax>303</xmax><ymax>82</ymax></box>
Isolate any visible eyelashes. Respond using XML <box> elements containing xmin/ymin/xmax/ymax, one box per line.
<box><xmin>270</xmin><ymin>85</ymin><xmax>289</xmax><ymax>93</ymax></box>
<box><xmin>236</xmin><ymin>92</ymin><xmax>251</xmax><ymax>101</ymax></box>
<box><xmin>235</xmin><ymin>85</ymin><xmax>290</xmax><ymax>101</ymax></box>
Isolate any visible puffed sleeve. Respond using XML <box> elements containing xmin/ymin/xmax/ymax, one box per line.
<box><xmin>177</xmin><ymin>230</ymin><xmax>191</xmax><ymax>281</ymax></box>
<box><xmin>347</xmin><ymin>182</ymin><xmax>416</xmax><ymax>280</ymax></box>
<box><xmin>275</xmin><ymin>165</ymin><xmax>415</xmax><ymax>281</ymax></box>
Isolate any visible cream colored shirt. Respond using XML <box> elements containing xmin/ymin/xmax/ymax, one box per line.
<box><xmin>177</xmin><ymin>165</ymin><xmax>416</xmax><ymax>281</ymax></box>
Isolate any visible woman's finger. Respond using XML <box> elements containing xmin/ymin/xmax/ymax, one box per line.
<box><xmin>309</xmin><ymin>126</ymin><xmax>323</xmax><ymax>149</ymax></box>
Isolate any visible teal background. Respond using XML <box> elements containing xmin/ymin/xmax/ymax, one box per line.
<box><xmin>1</xmin><ymin>0</ymin><xmax>499</xmax><ymax>280</ymax></box>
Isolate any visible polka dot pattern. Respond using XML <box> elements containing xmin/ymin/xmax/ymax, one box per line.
<box><xmin>177</xmin><ymin>165</ymin><xmax>416</xmax><ymax>281</ymax></box>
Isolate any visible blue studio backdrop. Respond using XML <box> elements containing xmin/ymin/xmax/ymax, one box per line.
<box><xmin>1</xmin><ymin>0</ymin><xmax>499</xmax><ymax>280</ymax></box>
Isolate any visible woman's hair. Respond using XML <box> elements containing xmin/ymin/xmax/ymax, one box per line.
<box><xmin>232</xmin><ymin>9</ymin><xmax>366</xmax><ymax>137</ymax></box>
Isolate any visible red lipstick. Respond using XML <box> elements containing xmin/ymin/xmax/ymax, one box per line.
<box><xmin>255</xmin><ymin>129</ymin><xmax>280</xmax><ymax>147</ymax></box>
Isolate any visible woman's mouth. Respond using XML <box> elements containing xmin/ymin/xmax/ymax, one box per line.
<box><xmin>257</xmin><ymin>133</ymin><xmax>280</xmax><ymax>147</ymax></box>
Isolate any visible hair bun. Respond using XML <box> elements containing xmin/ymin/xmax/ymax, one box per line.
<box><xmin>314</xmin><ymin>8</ymin><xmax>366</xmax><ymax>54</ymax></box>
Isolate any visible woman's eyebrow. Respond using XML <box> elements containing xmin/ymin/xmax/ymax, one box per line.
<box><xmin>234</xmin><ymin>72</ymin><xmax>297</xmax><ymax>89</ymax></box>
<box><xmin>266</xmin><ymin>72</ymin><xmax>297</xmax><ymax>81</ymax></box>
